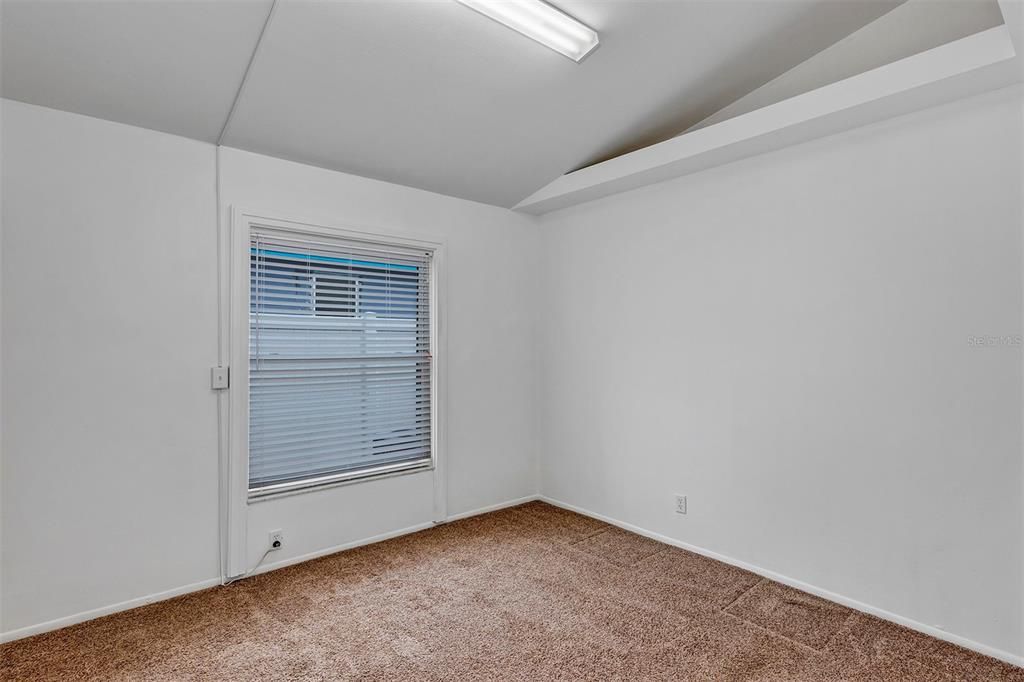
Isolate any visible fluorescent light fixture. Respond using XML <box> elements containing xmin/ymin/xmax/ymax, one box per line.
<box><xmin>456</xmin><ymin>0</ymin><xmax>599</xmax><ymax>63</ymax></box>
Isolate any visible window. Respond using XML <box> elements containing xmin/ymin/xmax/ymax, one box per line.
<box><xmin>247</xmin><ymin>229</ymin><xmax>434</xmax><ymax>497</ymax></box>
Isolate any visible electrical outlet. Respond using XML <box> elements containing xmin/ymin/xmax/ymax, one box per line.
<box><xmin>269</xmin><ymin>529</ymin><xmax>284</xmax><ymax>551</ymax></box>
<box><xmin>675</xmin><ymin>495</ymin><xmax>687</xmax><ymax>515</ymax></box>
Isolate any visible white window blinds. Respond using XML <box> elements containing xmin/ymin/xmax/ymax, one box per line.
<box><xmin>248</xmin><ymin>231</ymin><xmax>432</xmax><ymax>495</ymax></box>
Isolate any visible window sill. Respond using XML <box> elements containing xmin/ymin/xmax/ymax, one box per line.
<box><xmin>247</xmin><ymin>459</ymin><xmax>434</xmax><ymax>503</ymax></box>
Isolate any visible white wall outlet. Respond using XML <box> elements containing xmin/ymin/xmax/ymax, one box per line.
<box><xmin>675</xmin><ymin>495</ymin><xmax>687</xmax><ymax>515</ymax></box>
<box><xmin>269</xmin><ymin>529</ymin><xmax>284</xmax><ymax>551</ymax></box>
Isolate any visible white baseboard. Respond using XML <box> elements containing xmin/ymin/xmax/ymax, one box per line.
<box><xmin>248</xmin><ymin>520</ymin><xmax>437</xmax><ymax>578</ymax></box>
<box><xmin>0</xmin><ymin>577</ymin><xmax>222</xmax><ymax>644</ymax></box>
<box><xmin>445</xmin><ymin>493</ymin><xmax>540</xmax><ymax>521</ymax></box>
<box><xmin>250</xmin><ymin>493</ymin><xmax>542</xmax><ymax>577</ymax></box>
<box><xmin>0</xmin><ymin>493</ymin><xmax>540</xmax><ymax>645</ymax></box>
<box><xmin>539</xmin><ymin>495</ymin><xmax>1024</xmax><ymax>669</ymax></box>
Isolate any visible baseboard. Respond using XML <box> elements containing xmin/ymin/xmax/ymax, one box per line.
<box><xmin>0</xmin><ymin>493</ymin><xmax>540</xmax><ymax>644</ymax></box>
<box><xmin>248</xmin><ymin>520</ymin><xmax>438</xmax><ymax>578</ymax></box>
<box><xmin>445</xmin><ymin>493</ymin><xmax>540</xmax><ymax>521</ymax></box>
<box><xmin>250</xmin><ymin>493</ymin><xmax>541</xmax><ymax>577</ymax></box>
<box><xmin>539</xmin><ymin>495</ymin><xmax>1024</xmax><ymax>669</ymax></box>
<box><xmin>0</xmin><ymin>577</ymin><xmax>222</xmax><ymax>644</ymax></box>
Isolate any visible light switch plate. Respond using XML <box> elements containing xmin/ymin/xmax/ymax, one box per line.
<box><xmin>210</xmin><ymin>366</ymin><xmax>229</xmax><ymax>390</ymax></box>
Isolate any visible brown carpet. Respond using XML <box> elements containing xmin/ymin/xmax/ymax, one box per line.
<box><xmin>2</xmin><ymin>501</ymin><xmax>1021</xmax><ymax>681</ymax></box>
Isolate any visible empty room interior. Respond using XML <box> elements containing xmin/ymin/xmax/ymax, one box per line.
<box><xmin>3</xmin><ymin>0</ymin><xmax>1024</xmax><ymax>679</ymax></box>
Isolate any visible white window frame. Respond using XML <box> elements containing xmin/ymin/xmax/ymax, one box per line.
<box><xmin>220</xmin><ymin>209</ymin><xmax>447</xmax><ymax>578</ymax></box>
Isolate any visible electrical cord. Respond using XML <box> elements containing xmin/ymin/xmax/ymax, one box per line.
<box><xmin>222</xmin><ymin>542</ymin><xmax>278</xmax><ymax>586</ymax></box>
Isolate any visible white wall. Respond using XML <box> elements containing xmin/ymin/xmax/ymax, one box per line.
<box><xmin>218</xmin><ymin>148</ymin><xmax>540</xmax><ymax>569</ymax></box>
<box><xmin>0</xmin><ymin>100</ymin><xmax>539</xmax><ymax>637</ymax></box>
<box><xmin>537</xmin><ymin>85</ymin><xmax>1024</xmax><ymax>657</ymax></box>
<box><xmin>1</xmin><ymin>101</ymin><xmax>221</xmax><ymax>635</ymax></box>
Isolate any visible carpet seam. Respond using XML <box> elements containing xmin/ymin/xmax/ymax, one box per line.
<box><xmin>719</xmin><ymin>609</ymin><xmax>832</xmax><ymax>657</ymax></box>
<box><xmin>722</xmin><ymin>580</ymin><xmax>858</xmax><ymax>656</ymax></box>
<box><xmin>721</xmin><ymin>577</ymin><xmax>767</xmax><ymax>612</ymax></box>
<box><xmin>567</xmin><ymin>534</ymin><xmax>672</xmax><ymax>568</ymax></box>
<box><xmin>565</xmin><ymin>525</ymin><xmax>616</xmax><ymax>546</ymax></box>
<box><xmin>818</xmin><ymin>611</ymin><xmax>859</xmax><ymax>656</ymax></box>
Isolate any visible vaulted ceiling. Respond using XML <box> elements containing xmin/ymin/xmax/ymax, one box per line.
<box><xmin>0</xmin><ymin>0</ymin><xmax>1000</xmax><ymax>208</ymax></box>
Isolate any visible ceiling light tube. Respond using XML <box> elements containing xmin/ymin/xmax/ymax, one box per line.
<box><xmin>456</xmin><ymin>0</ymin><xmax>599</xmax><ymax>63</ymax></box>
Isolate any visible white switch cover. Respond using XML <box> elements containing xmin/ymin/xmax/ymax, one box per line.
<box><xmin>211</xmin><ymin>367</ymin><xmax>229</xmax><ymax>390</ymax></box>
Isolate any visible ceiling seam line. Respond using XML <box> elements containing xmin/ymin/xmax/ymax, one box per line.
<box><xmin>217</xmin><ymin>0</ymin><xmax>279</xmax><ymax>147</ymax></box>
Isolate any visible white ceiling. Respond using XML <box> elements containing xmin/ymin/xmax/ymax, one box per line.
<box><xmin>688</xmin><ymin>0</ymin><xmax>1005</xmax><ymax>132</ymax></box>
<box><xmin>2</xmin><ymin>0</ymin><xmax>901</xmax><ymax>207</ymax></box>
<box><xmin>1</xmin><ymin>0</ymin><xmax>274</xmax><ymax>142</ymax></box>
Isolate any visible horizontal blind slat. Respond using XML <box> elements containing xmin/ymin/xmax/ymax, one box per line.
<box><xmin>251</xmin><ymin>426</ymin><xmax>432</xmax><ymax>453</ymax></box>
<box><xmin>250</xmin><ymin>451</ymin><xmax>432</xmax><ymax>487</ymax></box>
<box><xmin>250</xmin><ymin>436</ymin><xmax>432</xmax><ymax>467</ymax></box>
<box><xmin>250</xmin><ymin>406</ymin><xmax>432</xmax><ymax>434</ymax></box>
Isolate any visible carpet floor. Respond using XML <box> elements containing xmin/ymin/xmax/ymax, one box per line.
<box><xmin>2</xmin><ymin>501</ymin><xmax>1021</xmax><ymax>681</ymax></box>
